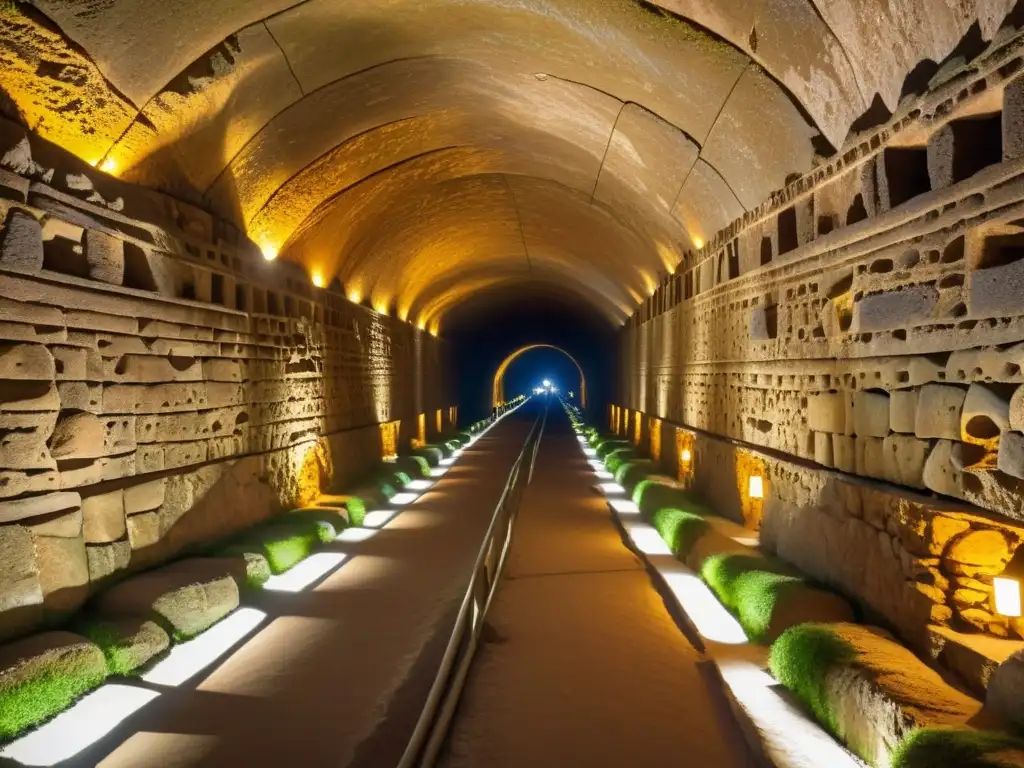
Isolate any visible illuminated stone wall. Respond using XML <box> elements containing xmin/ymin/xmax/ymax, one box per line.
<box><xmin>618</xmin><ymin>39</ymin><xmax>1024</xmax><ymax>648</ymax></box>
<box><xmin>0</xmin><ymin>120</ymin><xmax>451</xmax><ymax>641</ymax></box>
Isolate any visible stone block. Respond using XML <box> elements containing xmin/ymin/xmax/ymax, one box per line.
<box><xmin>0</xmin><ymin>379</ymin><xmax>59</xmax><ymax>412</ymax></box>
<box><xmin>1004</xmin><ymin>74</ymin><xmax>1024</xmax><ymax>162</ymax></box>
<box><xmin>1010</xmin><ymin>385</ymin><xmax>1024</xmax><ymax>432</ymax></box>
<box><xmin>961</xmin><ymin>383</ymin><xmax>1010</xmax><ymax>445</ymax></box>
<box><xmin>969</xmin><ymin>254</ymin><xmax>1024</xmax><ymax>319</ymax></box>
<box><xmin>833</xmin><ymin>434</ymin><xmax>856</xmax><ymax>473</ymax></box>
<box><xmin>853</xmin><ymin>284</ymin><xmax>938</xmax><ymax>332</ymax></box>
<box><xmin>0</xmin><ymin>491</ymin><xmax>80</xmax><ymax>524</ymax></box>
<box><xmin>0</xmin><ymin>526</ymin><xmax>43</xmax><ymax>639</ymax></box>
<box><xmin>49</xmin><ymin>411</ymin><xmax>106</xmax><ymax>460</ymax></box>
<box><xmin>0</xmin><ymin>343</ymin><xmax>54</xmax><ymax>380</ymax></box>
<box><xmin>123</xmin><ymin>479</ymin><xmax>166</xmax><ymax>514</ymax></box>
<box><xmin>882</xmin><ymin>434</ymin><xmax>929</xmax><ymax>488</ymax></box>
<box><xmin>0</xmin><ymin>468</ymin><xmax>59</xmax><ymax>500</ymax></box>
<box><xmin>889</xmin><ymin>389</ymin><xmax>919</xmax><ymax>434</ymax></box>
<box><xmin>915</xmin><ymin>384</ymin><xmax>966</xmax><ymax>439</ymax></box>
<box><xmin>0</xmin><ymin>411</ymin><xmax>57</xmax><ymax>470</ymax></box>
<box><xmin>856</xmin><ymin>436</ymin><xmax>886</xmax><ymax>479</ymax></box>
<box><xmin>26</xmin><ymin>506</ymin><xmax>82</xmax><ymax>538</ymax></box>
<box><xmin>82</xmin><ymin>490</ymin><xmax>126</xmax><ymax>543</ymax></box>
<box><xmin>127</xmin><ymin>510</ymin><xmax>161</xmax><ymax>551</ymax></box>
<box><xmin>33</xmin><ymin>534</ymin><xmax>89</xmax><ymax>615</ymax></box>
<box><xmin>86</xmin><ymin>539</ymin><xmax>131</xmax><ymax>582</ymax></box>
<box><xmin>813</xmin><ymin>431</ymin><xmax>834</xmax><ymax>467</ymax></box>
<box><xmin>854</xmin><ymin>390</ymin><xmax>890</xmax><ymax>437</ymax></box>
<box><xmin>0</xmin><ymin>210</ymin><xmax>43</xmax><ymax>270</ymax></box>
<box><xmin>103</xmin><ymin>355</ymin><xmax>202</xmax><ymax>384</ymax></box>
<box><xmin>944</xmin><ymin>529</ymin><xmax>1011</xmax><ymax>572</ymax></box>
<box><xmin>807</xmin><ymin>392</ymin><xmax>845</xmax><ymax>433</ymax></box>
<box><xmin>987</xmin><ymin>649</ymin><xmax>1024</xmax><ymax>729</ymax></box>
<box><xmin>202</xmin><ymin>359</ymin><xmax>243</xmax><ymax>383</ymax></box>
<box><xmin>57</xmin><ymin>381</ymin><xmax>102</xmax><ymax>413</ymax></box>
<box><xmin>927</xmin><ymin>117</ymin><xmax>1002</xmax><ymax>190</ymax></box>
<box><xmin>83</xmin><ymin>617</ymin><xmax>170</xmax><ymax>675</ymax></box>
<box><xmin>998</xmin><ymin>431</ymin><xmax>1024</xmax><ymax>480</ymax></box>
<box><xmin>771</xmin><ymin>623</ymin><xmax>983</xmax><ymax>768</ymax></box>
<box><xmin>84</xmin><ymin>229</ymin><xmax>124</xmax><ymax>285</ymax></box>
<box><xmin>923</xmin><ymin>439</ymin><xmax>963</xmax><ymax>497</ymax></box>
<box><xmin>93</xmin><ymin>558</ymin><xmax>241</xmax><ymax>641</ymax></box>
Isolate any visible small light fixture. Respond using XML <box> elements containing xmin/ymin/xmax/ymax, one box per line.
<box><xmin>681</xmin><ymin>448</ymin><xmax>692</xmax><ymax>464</ymax></box>
<box><xmin>749</xmin><ymin>475</ymin><xmax>764</xmax><ymax>500</ymax></box>
<box><xmin>99</xmin><ymin>157</ymin><xmax>118</xmax><ymax>174</ymax></box>
<box><xmin>260</xmin><ymin>243</ymin><xmax>278</xmax><ymax>261</ymax></box>
<box><xmin>993</xmin><ymin>548</ymin><xmax>1024</xmax><ymax>617</ymax></box>
<box><xmin>311</xmin><ymin>271</ymin><xmax>326</xmax><ymax>288</ymax></box>
<box><xmin>693</xmin><ymin>237</ymin><xmax>704</xmax><ymax>249</ymax></box>
<box><xmin>347</xmin><ymin>290</ymin><xmax>361</xmax><ymax>304</ymax></box>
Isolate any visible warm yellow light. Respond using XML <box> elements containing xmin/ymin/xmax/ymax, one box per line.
<box><xmin>749</xmin><ymin>475</ymin><xmax>764</xmax><ymax>499</ymax></box>
<box><xmin>99</xmin><ymin>157</ymin><xmax>118</xmax><ymax>174</ymax></box>
<box><xmin>374</xmin><ymin>303</ymin><xmax>389</xmax><ymax>316</ymax></box>
<box><xmin>693</xmin><ymin>237</ymin><xmax>704</xmax><ymax>249</ymax></box>
<box><xmin>681</xmin><ymin>448</ymin><xmax>692</xmax><ymax>464</ymax></box>
<box><xmin>260</xmin><ymin>243</ymin><xmax>278</xmax><ymax>261</ymax></box>
<box><xmin>311</xmin><ymin>272</ymin><xmax>325</xmax><ymax>289</ymax></box>
<box><xmin>994</xmin><ymin>577</ymin><xmax>1022</xmax><ymax>617</ymax></box>
<box><xmin>347</xmin><ymin>290</ymin><xmax>361</xmax><ymax>304</ymax></box>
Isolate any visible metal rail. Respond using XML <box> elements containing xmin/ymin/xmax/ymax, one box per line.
<box><xmin>397</xmin><ymin>398</ymin><xmax>548</xmax><ymax>768</ymax></box>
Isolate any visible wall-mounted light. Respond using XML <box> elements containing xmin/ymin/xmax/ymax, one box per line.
<box><xmin>693</xmin><ymin>237</ymin><xmax>704</xmax><ymax>249</ymax></box>
<box><xmin>347</xmin><ymin>290</ymin><xmax>361</xmax><ymax>304</ymax></box>
<box><xmin>310</xmin><ymin>271</ymin><xmax>326</xmax><ymax>288</ymax></box>
<box><xmin>260</xmin><ymin>243</ymin><xmax>278</xmax><ymax>261</ymax></box>
<box><xmin>749</xmin><ymin>475</ymin><xmax>764</xmax><ymax>499</ymax></box>
<box><xmin>99</xmin><ymin>157</ymin><xmax>118</xmax><ymax>175</ymax></box>
<box><xmin>681</xmin><ymin>448</ymin><xmax>692</xmax><ymax>464</ymax></box>
<box><xmin>993</xmin><ymin>548</ymin><xmax>1024</xmax><ymax>617</ymax></box>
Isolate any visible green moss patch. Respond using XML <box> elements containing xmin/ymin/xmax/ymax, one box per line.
<box><xmin>409</xmin><ymin>446</ymin><xmax>444</xmax><ymax>467</ymax></box>
<box><xmin>0</xmin><ymin>633</ymin><xmax>108</xmax><ymax>741</ymax></box>
<box><xmin>651</xmin><ymin>508</ymin><xmax>710</xmax><ymax>559</ymax></box>
<box><xmin>614</xmin><ymin>459</ymin><xmax>656</xmax><ymax>491</ymax></box>
<box><xmin>232</xmin><ymin>516</ymin><xmax>335</xmax><ymax>575</ymax></box>
<box><xmin>633</xmin><ymin>480</ymin><xmax>713</xmax><ymax>518</ymax></box>
<box><xmin>891</xmin><ymin>728</ymin><xmax>1024</xmax><ymax>768</ymax></box>
<box><xmin>391</xmin><ymin>455</ymin><xmax>430</xmax><ymax>479</ymax></box>
<box><xmin>594</xmin><ymin>438</ymin><xmax>630</xmax><ymax>458</ymax></box>
<box><xmin>605</xmin><ymin>448</ymin><xmax>639</xmax><ymax>474</ymax></box>
<box><xmin>769</xmin><ymin>623</ymin><xmax>856</xmax><ymax>737</ymax></box>
<box><xmin>78</xmin><ymin>618</ymin><xmax>170</xmax><ymax>676</ymax></box>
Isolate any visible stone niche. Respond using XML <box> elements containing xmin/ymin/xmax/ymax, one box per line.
<box><xmin>0</xmin><ymin>127</ymin><xmax>452</xmax><ymax>642</ymax></box>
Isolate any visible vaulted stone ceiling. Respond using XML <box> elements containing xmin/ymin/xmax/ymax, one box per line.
<box><xmin>2</xmin><ymin>0</ymin><xmax>1017</xmax><ymax>330</ymax></box>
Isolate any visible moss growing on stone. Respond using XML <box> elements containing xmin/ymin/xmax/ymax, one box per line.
<box><xmin>701</xmin><ymin>553</ymin><xmax>805</xmax><ymax>642</ymax></box>
<box><xmin>409</xmin><ymin>445</ymin><xmax>444</xmax><ymax>467</ymax></box>
<box><xmin>0</xmin><ymin>635</ymin><xmax>108</xmax><ymax>741</ymax></box>
<box><xmin>769</xmin><ymin>623</ymin><xmax>856</xmax><ymax>737</ymax></box>
<box><xmin>343</xmin><ymin>496</ymin><xmax>367</xmax><ymax>527</ymax></box>
<box><xmin>391</xmin><ymin>455</ymin><xmax>430</xmax><ymax>479</ymax></box>
<box><xmin>78</xmin><ymin>618</ymin><xmax>170</xmax><ymax>676</ymax></box>
<box><xmin>633</xmin><ymin>480</ymin><xmax>713</xmax><ymax>518</ymax></box>
<box><xmin>651</xmin><ymin>507</ymin><xmax>710</xmax><ymax>559</ymax></box>
<box><xmin>890</xmin><ymin>728</ymin><xmax>1024</xmax><ymax>768</ymax></box>
<box><xmin>234</xmin><ymin>516</ymin><xmax>335</xmax><ymax>575</ymax></box>
<box><xmin>605</xmin><ymin>448</ymin><xmax>639</xmax><ymax>474</ymax></box>
<box><xmin>614</xmin><ymin>459</ymin><xmax>656</xmax><ymax>491</ymax></box>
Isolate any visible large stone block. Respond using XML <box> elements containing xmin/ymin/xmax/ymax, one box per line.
<box><xmin>48</xmin><ymin>411</ymin><xmax>106</xmax><ymax>460</ymax></box>
<box><xmin>889</xmin><ymin>389</ymin><xmax>919</xmax><ymax>434</ymax></box>
<box><xmin>32</xmin><ymin>534</ymin><xmax>89</xmax><ymax>616</ymax></box>
<box><xmin>82</xmin><ymin>490</ymin><xmax>126</xmax><ymax>543</ymax></box>
<box><xmin>0</xmin><ymin>379</ymin><xmax>59</xmax><ymax>412</ymax></box>
<box><xmin>961</xmin><ymin>383</ymin><xmax>1010</xmax><ymax>445</ymax></box>
<box><xmin>84</xmin><ymin>229</ymin><xmax>124</xmax><ymax>285</ymax></box>
<box><xmin>853</xmin><ymin>284</ymin><xmax>938</xmax><ymax>332</ymax></box>
<box><xmin>999</xmin><ymin>431</ymin><xmax>1024</xmax><ymax>480</ymax></box>
<box><xmin>808</xmin><ymin>392</ymin><xmax>845</xmax><ymax>433</ymax></box>
<box><xmin>93</xmin><ymin>558</ymin><xmax>241</xmax><ymax>641</ymax></box>
<box><xmin>123</xmin><ymin>479</ymin><xmax>165</xmax><ymax>515</ymax></box>
<box><xmin>1005</xmin><ymin>74</ymin><xmax>1024</xmax><ymax>162</ymax></box>
<box><xmin>0</xmin><ymin>210</ymin><xmax>43</xmax><ymax>270</ymax></box>
<box><xmin>853</xmin><ymin>390</ymin><xmax>890</xmax><ymax>437</ymax></box>
<box><xmin>923</xmin><ymin>439</ymin><xmax>963</xmax><ymax>497</ymax></box>
<box><xmin>0</xmin><ymin>526</ymin><xmax>42</xmax><ymax>641</ymax></box>
<box><xmin>882</xmin><ymin>434</ymin><xmax>929</xmax><ymax>488</ymax></box>
<box><xmin>86</xmin><ymin>539</ymin><xmax>131</xmax><ymax>583</ymax></box>
<box><xmin>915</xmin><ymin>384</ymin><xmax>966</xmax><ymax>440</ymax></box>
<box><xmin>0</xmin><ymin>491</ymin><xmax>80</xmax><ymax>524</ymax></box>
<box><xmin>0</xmin><ymin>343</ymin><xmax>54</xmax><ymax>381</ymax></box>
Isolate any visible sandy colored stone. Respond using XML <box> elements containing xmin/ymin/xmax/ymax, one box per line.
<box><xmin>923</xmin><ymin>440</ymin><xmax>963</xmax><ymax>497</ymax></box>
<box><xmin>0</xmin><ymin>210</ymin><xmax>43</xmax><ymax>271</ymax></box>
<box><xmin>82</xmin><ymin>490</ymin><xmax>126</xmax><ymax>543</ymax></box>
<box><xmin>889</xmin><ymin>390</ymin><xmax>919</xmax><ymax>434</ymax></box>
<box><xmin>882</xmin><ymin>434</ymin><xmax>928</xmax><ymax>488</ymax></box>
<box><xmin>962</xmin><ymin>383</ymin><xmax>1010</xmax><ymax>445</ymax></box>
<box><xmin>945</xmin><ymin>530</ymin><xmax>1011</xmax><ymax>570</ymax></box>
<box><xmin>999</xmin><ymin>432</ymin><xmax>1024</xmax><ymax>480</ymax></box>
<box><xmin>0</xmin><ymin>491</ymin><xmax>80</xmax><ymax>524</ymax></box>
<box><xmin>127</xmin><ymin>510</ymin><xmax>161</xmax><ymax>552</ymax></box>
<box><xmin>93</xmin><ymin>557</ymin><xmax>240</xmax><ymax>640</ymax></box>
<box><xmin>85</xmin><ymin>229</ymin><xmax>125</xmax><ymax>285</ymax></box>
<box><xmin>0</xmin><ymin>526</ymin><xmax>43</xmax><ymax>640</ymax></box>
<box><xmin>86</xmin><ymin>539</ymin><xmax>131</xmax><ymax>583</ymax></box>
<box><xmin>819</xmin><ymin>623</ymin><xmax>985</xmax><ymax>767</ymax></box>
<box><xmin>32</xmin><ymin>534</ymin><xmax>89</xmax><ymax>615</ymax></box>
<box><xmin>808</xmin><ymin>392</ymin><xmax>845</xmax><ymax>434</ymax></box>
<box><xmin>123</xmin><ymin>479</ymin><xmax>166</xmax><ymax>515</ymax></box>
<box><xmin>0</xmin><ymin>411</ymin><xmax>57</xmax><ymax>470</ymax></box>
<box><xmin>916</xmin><ymin>385</ymin><xmax>967</xmax><ymax>440</ymax></box>
<box><xmin>49</xmin><ymin>410</ymin><xmax>106</xmax><ymax>460</ymax></box>
<box><xmin>0</xmin><ymin>343</ymin><xmax>54</xmax><ymax>381</ymax></box>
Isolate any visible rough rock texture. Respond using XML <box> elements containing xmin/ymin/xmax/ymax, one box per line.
<box><xmin>92</xmin><ymin>558</ymin><xmax>242</xmax><ymax>641</ymax></box>
<box><xmin>987</xmin><ymin>648</ymin><xmax>1024</xmax><ymax>729</ymax></box>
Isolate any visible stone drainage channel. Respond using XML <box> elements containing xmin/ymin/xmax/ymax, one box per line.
<box><xmin>571</xmin><ymin>409</ymin><xmax>868</xmax><ymax>768</ymax></box>
<box><xmin>0</xmin><ymin>402</ymin><xmax>529</xmax><ymax>768</ymax></box>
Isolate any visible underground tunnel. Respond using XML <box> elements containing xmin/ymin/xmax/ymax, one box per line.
<box><xmin>1</xmin><ymin>1</ymin><xmax>1024</xmax><ymax>766</ymax></box>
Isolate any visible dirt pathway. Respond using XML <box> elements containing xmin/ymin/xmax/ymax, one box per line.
<box><xmin>440</xmin><ymin>405</ymin><xmax>758</xmax><ymax>768</ymax></box>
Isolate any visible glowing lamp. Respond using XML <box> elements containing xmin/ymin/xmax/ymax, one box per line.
<box><xmin>749</xmin><ymin>475</ymin><xmax>764</xmax><ymax>499</ymax></box>
<box><xmin>693</xmin><ymin>237</ymin><xmax>704</xmax><ymax>249</ymax></box>
<box><xmin>993</xmin><ymin>548</ymin><xmax>1024</xmax><ymax>617</ymax></box>
<box><xmin>311</xmin><ymin>271</ymin><xmax>326</xmax><ymax>288</ymax></box>
<box><xmin>681</xmin><ymin>448</ymin><xmax>692</xmax><ymax>464</ymax></box>
<box><xmin>543</xmin><ymin>380</ymin><xmax>551</xmax><ymax>387</ymax></box>
<box><xmin>99</xmin><ymin>157</ymin><xmax>118</xmax><ymax>174</ymax></box>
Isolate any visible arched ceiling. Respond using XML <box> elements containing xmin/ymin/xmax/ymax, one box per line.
<box><xmin>2</xmin><ymin>0</ymin><xmax>1018</xmax><ymax>330</ymax></box>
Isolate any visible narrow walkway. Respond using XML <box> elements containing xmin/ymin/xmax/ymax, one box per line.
<box><xmin>440</xmin><ymin>405</ymin><xmax>757</xmax><ymax>768</ymax></box>
<box><xmin>73</xmin><ymin>411</ymin><xmax>536</xmax><ymax>768</ymax></box>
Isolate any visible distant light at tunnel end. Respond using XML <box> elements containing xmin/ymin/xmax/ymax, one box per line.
<box><xmin>311</xmin><ymin>271</ymin><xmax>326</xmax><ymax>288</ymax></box>
<box><xmin>260</xmin><ymin>243</ymin><xmax>278</xmax><ymax>261</ymax></box>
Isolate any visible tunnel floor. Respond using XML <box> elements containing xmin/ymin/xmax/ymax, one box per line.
<box><xmin>440</xmin><ymin>403</ymin><xmax>757</xmax><ymax>768</ymax></box>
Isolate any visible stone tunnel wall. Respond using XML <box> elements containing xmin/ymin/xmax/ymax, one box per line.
<box><xmin>0</xmin><ymin>119</ymin><xmax>452</xmax><ymax>642</ymax></box>
<box><xmin>617</xmin><ymin>33</ymin><xmax>1024</xmax><ymax>653</ymax></box>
